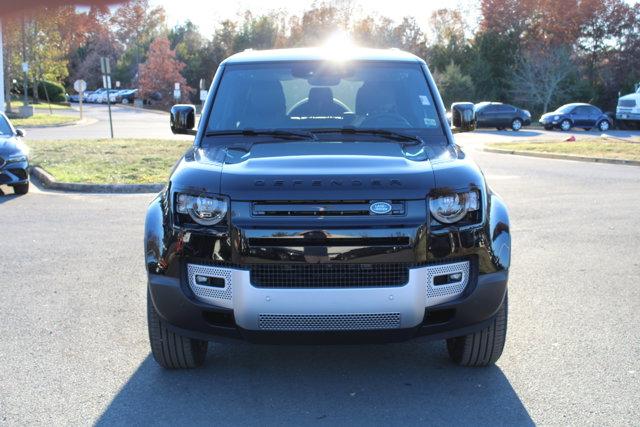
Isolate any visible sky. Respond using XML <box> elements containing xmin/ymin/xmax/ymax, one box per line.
<box><xmin>149</xmin><ymin>0</ymin><xmax>481</xmax><ymax>38</ymax></box>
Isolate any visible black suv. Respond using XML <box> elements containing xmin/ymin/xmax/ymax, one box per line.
<box><xmin>145</xmin><ymin>48</ymin><xmax>511</xmax><ymax>369</ymax></box>
<box><xmin>474</xmin><ymin>102</ymin><xmax>531</xmax><ymax>131</ymax></box>
<box><xmin>0</xmin><ymin>113</ymin><xmax>29</xmax><ymax>195</ymax></box>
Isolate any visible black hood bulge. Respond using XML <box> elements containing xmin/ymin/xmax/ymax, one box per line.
<box><xmin>214</xmin><ymin>141</ymin><xmax>447</xmax><ymax>201</ymax></box>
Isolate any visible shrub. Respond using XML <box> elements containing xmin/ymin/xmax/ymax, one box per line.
<box><xmin>12</xmin><ymin>80</ymin><xmax>67</xmax><ymax>103</ymax></box>
<box><xmin>36</xmin><ymin>80</ymin><xmax>66</xmax><ymax>103</ymax></box>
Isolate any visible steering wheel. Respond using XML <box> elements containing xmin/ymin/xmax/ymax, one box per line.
<box><xmin>361</xmin><ymin>112</ymin><xmax>412</xmax><ymax>128</ymax></box>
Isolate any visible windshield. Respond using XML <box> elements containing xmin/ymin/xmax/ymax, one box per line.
<box><xmin>205</xmin><ymin>61</ymin><xmax>443</xmax><ymax>142</ymax></box>
<box><xmin>0</xmin><ymin>116</ymin><xmax>13</xmax><ymax>135</ymax></box>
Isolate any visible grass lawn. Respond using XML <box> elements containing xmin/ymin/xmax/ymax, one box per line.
<box><xmin>10</xmin><ymin>114</ymin><xmax>78</xmax><ymax>127</ymax></box>
<box><xmin>488</xmin><ymin>137</ymin><xmax>640</xmax><ymax>162</ymax></box>
<box><xmin>8</xmin><ymin>100</ymin><xmax>71</xmax><ymax>110</ymax></box>
<box><xmin>28</xmin><ymin>138</ymin><xmax>192</xmax><ymax>184</ymax></box>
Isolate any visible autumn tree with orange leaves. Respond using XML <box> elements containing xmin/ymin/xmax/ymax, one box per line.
<box><xmin>137</xmin><ymin>36</ymin><xmax>192</xmax><ymax>106</ymax></box>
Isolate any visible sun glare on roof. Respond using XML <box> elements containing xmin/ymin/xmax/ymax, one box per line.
<box><xmin>322</xmin><ymin>31</ymin><xmax>357</xmax><ymax>61</ymax></box>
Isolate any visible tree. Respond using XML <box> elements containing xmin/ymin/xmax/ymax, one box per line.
<box><xmin>169</xmin><ymin>20</ymin><xmax>214</xmax><ymax>98</ymax></box>
<box><xmin>433</xmin><ymin>62</ymin><xmax>474</xmax><ymax>109</ymax></box>
<box><xmin>137</xmin><ymin>36</ymin><xmax>191</xmax><ymax>105</ymax></box>
<box><xmin>110</xmin><ymin>0</ymin><xmax>166</xmax><ymax>83</ymax></box>
<box><xmin>510</xmin><ymin>47</ymin><xmax>574</xmax><ymax>113</ymax></box>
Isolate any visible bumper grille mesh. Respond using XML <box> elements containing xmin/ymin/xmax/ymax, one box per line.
<box><xmin>258</xmin><ymin>313</ymin><xmax>401</xmax><ymax>331</ymax></box>
<box><xmin>250</xmin><ymin>263</ymin><xmax>409</xmax><ymax>288</ymax></box>
<box><xmin>425</xmin><ymin>261</ymin><xmax>470</xmax><ymax>306</ymax></box>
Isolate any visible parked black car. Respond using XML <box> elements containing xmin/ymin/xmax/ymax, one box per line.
<box><xmin>145</xmin><ymin>47</ymin><xmax>511</xmax><ymax>369</ymax></box>
<box><xmin>0</xmin><ymin>113</ymin><xmax>29</xmax><ymax>194</ymax></box>
<box><xmin>474</xmin><ymin>102</ymin><xmax>531</xmax><ymax>131</ymax></box>
<box><xmin>539</xmin><ymin>103</ymin><xmax>612</xmax><ymax>131</ymax></box>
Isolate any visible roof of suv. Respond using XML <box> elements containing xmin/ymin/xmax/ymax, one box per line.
<box><xmin>223</xmin><ymin>47</ymin><xmax>424</xmax><ymax>64</ymax></box>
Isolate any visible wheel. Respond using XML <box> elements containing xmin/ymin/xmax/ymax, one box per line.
<box><xmin>446</xmin><ymin>292</ymin><xmax>507</xmax><ymax>367</ymax></box>
<box><xmin>510</xmin><ymin>118</ymin><xmax>523</xmax><ymax>131</ymax></box>
<box><xmin>12</xmin><ymin>182</ymin><xmax>29</xmax><ymax>195</ymax></box>
<box><xmin>121</xmin><ymin>98</ymin><xmax>129</xmax><ymax>104</ymax></box>
<box><xmin>147</xmin><ymin>289</ymin><xmax>208</xmax><ymax>369</ymax></box>
<box><xmin>597</xmin><ymin>120</ymin><xmax>610</xmax><ymax>132</ymax></box>
<box><xmin>560</xmin><ymin>119</ymin><xmax>572</xmax><ymax>131</ymax></box>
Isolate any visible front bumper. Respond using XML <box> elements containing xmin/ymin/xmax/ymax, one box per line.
<box><xmin>616</xmin><ymin>112</ymin><xmax>640</xmax><ymax>121</ymax></box>
<box><xmin>148</xmin><ymin>260</ymin><xmax>508</xmax><ymax>343</ymax></box>
<box><xmin>0</xmin><ymin>161</ymin><xmax>29</xmax><ymax>186</ymax></box>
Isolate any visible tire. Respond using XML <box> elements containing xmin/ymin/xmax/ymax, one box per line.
<box><xmin>122</xmin><ymin>98</ymin><xmax>129</xmax><ymax>104</ymax></box>
<box><xmin>446</xmin><ymin>292</ymin><xmax>508</xmax><ymax>367</ymax></box>
<box><xmin>511</xmin><ymin>118</ymin><xmax>523</xmax><ymax>131</ymax></box>
<box><xmin>147</xmin><ymin>289</ymin><xmax>208</xmax><ymax>369</ymax></box>
<box><xmin>597</xmin><ymin>120</ymin><xmax>610</xmax><ymax>132</ymax></box>
<box><xmin>560</xmin><ymin>119</ymin><xmax>572</xmax><ymax>131</ymax></box>
<box><xmin>12</xmin><ymin>182</ymin><xmax>29</xmax><ymax>195</ymax></box>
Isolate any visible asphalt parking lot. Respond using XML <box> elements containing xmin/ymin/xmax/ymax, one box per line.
<box><xmin>1</xmin><ymin>148</ymin><xmax>639</xmax><ymax>425</ymax></box>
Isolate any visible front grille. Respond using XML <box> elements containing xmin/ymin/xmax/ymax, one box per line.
<box><xmin>8</xmin><ymin>168</ymin><xmax>27</xmax><ymax>180</ymax></box>
<box><xmin>250</xmin><ymin>263</ymin><xmax>410</xmax><ymax>288</ymax></box>
<box><xmin>0</xmin><ymin>173</ymin><xmax>10</xmax><ymax>184</ymax></box>
<box><xmin>618</xmin><ymin>99</ymin><xmax>636</xmax><ymax>108</ymax></box>
<box><xmin>252</xmin><ymin>200</ymin><xmax>405</xmax><ymax>216</ymax></box>
<box><xmin>258</xmin><ymin>313</ymin><xmax>401</xmax><ymax>330</ymax></box>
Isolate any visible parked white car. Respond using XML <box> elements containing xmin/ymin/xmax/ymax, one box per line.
<box><xmin>616</xmin><ymin>84</ymin><xmax>640</xmax><ymax>129</ymax></box>
<box><xmin>86</xmin><ymin>89</ymin><xmax>106</xmax><ymax>103</ymax></box>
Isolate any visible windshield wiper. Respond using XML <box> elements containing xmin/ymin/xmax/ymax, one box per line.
<box><xmin>309</xmin><ymin>127</ymin><xmax>424</xmax><ymax>146</ymax></box>
<box><xmin>205</xmin><ymin>129</ymin><xmax>316</xmax><ymax>140</ymax></box>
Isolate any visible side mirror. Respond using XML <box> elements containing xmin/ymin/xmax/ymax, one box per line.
<box><xmin>170</xmin><ymin>104</ymin><xmax>196</xmax><ymax>135</ymax></box>
<box><xmin>15</xmin><ymin>128</ymin><xmax>25</xmax><ymax>137</ymax></box>
<box><xmin>451</xmin><ymin>102</ymin><xmax>476</xmax><ymax>132</ymax></box>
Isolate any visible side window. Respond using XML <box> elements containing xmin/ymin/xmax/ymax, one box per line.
<box><xmin>571</xmin><ymin>106</ymin><xmax>584</xmax><ymax>115</ymax></box>
<box><xmin>497</xmin><ymin>105</ymin><xmax>514</xmax><ymax>112</ymax></box>
<box><xmin>587</xmin><ymin>106</ymin><xmax>600</xmax><ymax>115</ymax></box>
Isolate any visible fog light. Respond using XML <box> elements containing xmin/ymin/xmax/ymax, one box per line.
<box><xmin>434</xmin><ymin>272</ymin><xmax>463</xmax><ymax>285</ymax></box>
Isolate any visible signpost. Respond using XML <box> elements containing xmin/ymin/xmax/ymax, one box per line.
<box><xmin>100</xmin><ymin>57</ymin><xmax>114</xmax><ymax>139</ymax></box>
<box><xmin>199</xmin><ymin>78</ymin><xmax>207</xmax><ymax>105</ymax></box>
<box><xmin>173</xmin><ymin>82</ymin><xmax>181</xmax><ymax>102</ymax></box>
<box><xmin>73</xmin><ymin>79</ymin><xmax>86</xmax><ymax>120</ymax></box>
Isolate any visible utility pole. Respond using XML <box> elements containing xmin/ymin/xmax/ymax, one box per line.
<box><xmin>0</xmin><ymin>19</ymin><xmax>5</xmax><ymax>113</ymax></box>
<box><xmin>19</xmin><ymin>15</ymin><xmax>32</xmax><ymax>118</ymax></box>
<box><xmin>21</xmin><ymin>16</ymin><xmax>28</xmax><ymax>108</ymax></box>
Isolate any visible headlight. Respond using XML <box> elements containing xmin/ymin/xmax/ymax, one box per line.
<box><xmin>6</xmin><ymin>154</ymin><xmax>27</xmax><ymax>163</ymax></box>
<box><xmin>429</xmin><ymin>191</ymin><xmax>480</xmax><ymax>224</ymax></box>
<box><xmin>176</xmin><ymin>193</ymin><xmax>228</xmax><ymax>226</ymax></box>
<box><xmin>554</xmin><ymin>115</ymin><xmax>560</xmax><ymax>120</ymax></box>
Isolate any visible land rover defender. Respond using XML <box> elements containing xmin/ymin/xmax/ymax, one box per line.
<box><xmin>144</xmin><ymin>47</ymin><xmax>511</xmax><ymax>369</ymax></box>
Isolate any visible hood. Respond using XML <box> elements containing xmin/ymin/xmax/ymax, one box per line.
<box><xmin>619</xmin><ymin>93</ymin><xmax>639</xmax><ymax>101</ymax></box>
<box><xmin>0</xmin><ymin>136</ymin><xmax>23</xmax><ymax>156</ymax></box>
<box><xmin>177</xmin><ymin>140</ymin><xmax>455</xmax><ymax>201</ymax></box>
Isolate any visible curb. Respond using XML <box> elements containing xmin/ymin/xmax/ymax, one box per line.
<box><xmin>30</xmin><ymin>166</ymin><xmax>164</xmax><ymax>193</ymax></box>
<box><xmin>483</xmin><ymin>148</ymin><xmax>640</xmax><ymax>166</ymax></box>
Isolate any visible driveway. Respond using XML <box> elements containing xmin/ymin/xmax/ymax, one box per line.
<box><xmin>455</xmin><ymin>127</ymin><xmax>640</xmax><ymax>147</ymax></box>
<box><xmin>0</xmin><ymin>151</ymin><xmax>638</xmax><ymax>425</ymax></box>
<box><xmin>23</xmin><ymin>103</ymin><xmax>192</xmax><ymax>141</ymax></box>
